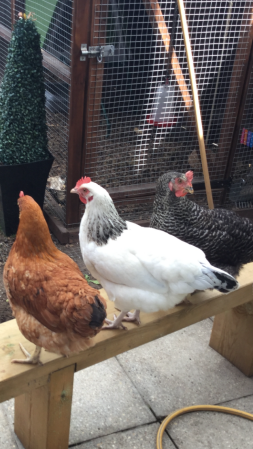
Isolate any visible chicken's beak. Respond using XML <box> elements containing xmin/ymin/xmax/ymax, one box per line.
<box><xmin>185</xmin><ymin>185</ymin><xmax>194</xmax><ymax>194</ymax></box>
<box><xmin>70</xmin><ymin>187</ymin><xmax>78</xmax><ymax>194</ymax></box>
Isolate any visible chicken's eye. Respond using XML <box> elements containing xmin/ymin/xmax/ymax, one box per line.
<box><xmin>178</xmin><ymin>179</ymin><xmax>182</xmax><ymax>183</ymax></box>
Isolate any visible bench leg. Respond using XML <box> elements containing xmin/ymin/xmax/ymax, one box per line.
<box><xmin>14</xmin><ymin>364</ymin><xmax>75</xmax><ymax>449</ymax></box>
<box><xmin>209</xmin><ymin>301</ymin><xmax>253</xmax><ymax>377</ymax></box>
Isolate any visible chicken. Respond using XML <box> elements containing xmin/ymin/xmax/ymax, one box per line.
<box><xmin>150</xmin><ymin>170</ymin><xmax>253</xmax><ymax>277</ymax></box>
<box><xmin>3</xmin><ymin>192</ymin><xmax>107</xmax><ymax>364</ymax></box>
<box><xmin>71</xmin><ymin>177</ymin><xmax>238</xmax><ymax>330</ymax></box>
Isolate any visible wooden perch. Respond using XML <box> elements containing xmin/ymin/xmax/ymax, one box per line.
<box><xmin>142</xmin><ymin>0</ymin><xmax>192</xmax><ymax>110</ymax></box>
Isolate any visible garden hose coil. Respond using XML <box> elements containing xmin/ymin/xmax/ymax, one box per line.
<box><xmin>157</xmin><ymin>405</ymin><xmax>253</xmax><ymax>449</ymax></box>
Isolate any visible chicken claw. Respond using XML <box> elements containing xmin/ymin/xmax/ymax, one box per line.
<box><xmin>102</xmin><ymin>311</ymin><xmax>128</xmax><ymax>330</ymax></box>
<box><xmin>12</xmin><ymin>343</ymin><xmax>42</xmax><ymax>365</ymax></box>
<box><xmin>122</xmin><ymin>310</ymin><xmax>141</xmax><ymax>325</ymax></box>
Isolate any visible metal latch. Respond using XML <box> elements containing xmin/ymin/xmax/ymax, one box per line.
<box><xmin>80</xmin><ymin>44</ymin><xmax>114</xmax><ymax>62</ymax></box>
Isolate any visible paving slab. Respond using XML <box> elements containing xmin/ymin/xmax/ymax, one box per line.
<box><xmin>117</xmin><ymin>319</ymin><xmax>253</xmax><ymax>417</ymax></box>
<box><xmin>71</xmin><ymin>423</ymin><xmax>175</xmax><ymax>449</ymax></box>
<box><xmin>2</xmin><ymin>358</ymin><xmax>155</xmax><ymax>446</ymax></box>
<box><xmin>0</xmin><ymin>402</ymin><xmax>20</xmax><ymax>449</ymax></box>
<box><xmin>69</xmin><ymin>357</ymin><xmax>155</xmax><ymax>444</ymax></box>
<box><xmin>168</xmin><ymin>395</ymin><xmax>253</xmax><ymax>448</ymax></box>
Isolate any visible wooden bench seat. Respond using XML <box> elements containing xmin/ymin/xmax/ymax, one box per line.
<box><xmin>1</xmin><ymin>263</ymin><xmax>253</xmax><ymax>449</ymax></box>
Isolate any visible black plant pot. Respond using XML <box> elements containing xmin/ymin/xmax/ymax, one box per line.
<box><xmin>0</xmin><ymin>154</ymin><xmax>54</xmax><ymax>236</ymax></box>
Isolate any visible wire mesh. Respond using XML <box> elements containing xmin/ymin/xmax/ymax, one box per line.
<box><xmin>83</xmin><ymin>0</ymin><xmax>253</xmax><ymax>222</ymax></box>
<box><xmin>1</xmin><ymin>0</ymin><xmax>253</xmax><ymax>229</ymax></box>
<box><xmin>0</xmin><ymin>0</ymin><xmax>73</xmax><ymax>224</ymax></box>
<box><xmin>227</xmin><ymin>59</ymin><xmax>253</xmax><ymax>209</ymax></box>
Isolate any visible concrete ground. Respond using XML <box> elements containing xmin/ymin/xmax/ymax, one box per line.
<box><xmin>0</xmin><ymin>318</ymin><xmax>253</xmax><ymax>449</ymax></box>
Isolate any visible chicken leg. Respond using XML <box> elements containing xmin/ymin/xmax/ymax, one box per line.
<box><xmin>102</xmin><ymin>311</ymin><xmax>128</xmax><ymax>330</ymax></box>
<box><xmin>122</xmin><ymin>309</ymin><xmax>141</xmax><ymax>325</ymax></box>
<box><xmin>12</xmin><ymin>343</ymin><xmax>42</xmax><ymax>365</ymax></box>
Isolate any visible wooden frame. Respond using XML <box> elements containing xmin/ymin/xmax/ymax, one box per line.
<box><xmin>218</xmin><ymin>7</ymin><xmax>253</xmax><ymax>179</ymax></box>
<box><xmin>0</xmin><ymin>262</ymin><xmax>253</xmax><ymax>449</ymax></box>
<box><xmin>65</xmin><ymin>0</ymin><xmax>94</xmax><ymax>225</ymax></box>
<box><xmin>142</xmin><ymin>0</ymin><xmax>192</xmax><ymax>111</ymax></box>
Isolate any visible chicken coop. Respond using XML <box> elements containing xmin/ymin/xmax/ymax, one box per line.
<box><xmin>0</xmin><ymin>0</ymin><xmax>253</xmax><ymax>242</ymax></box>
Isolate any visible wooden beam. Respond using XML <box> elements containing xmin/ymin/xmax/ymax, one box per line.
<box><xmin>41</xmin><ymin>50</ymin><xmax>70</xmax><ymax>83</ymax></box>
<box><xmin>15</xmin><ymin>364</ymin><xmax>75</xmax><ymax>449</ymax></box>
<box><xmin>142</xmin><ymin>0</ymin><xmax>192</xmax><ymax>110</ymax></box>
<box><xmin>218</xmin><ymin>7</ymin><xmax>253</xmax><ymax>180</ymax></box>
<box><xmin>0</xmin><ymin>262</ymin><xmax>253</xmax><ymax>404</ymax></box>
<box><xmin>177</xmin><ymin>0</ymin><xmax>214</xmax><ymax>210</ymax></box>
<box><xmin>81</xmin><ymin>0</ymin><xmax>109</xmax><ymax>179</ymax></box>
<box><xmin>65</xmin><ymin>0</ymin><xmax>93</xmax><ymax>225</ymax></box>
<box><xmin>210</xmin><ymin>302</ymin><xmax>253</xmax><ymax>377</ymax></box>
<box><xmin>222</xmin><ymin>32</ymin><xmax>253</xmax><ymax>188</ymax></box>
<box><xmin>0</xmin><ymin>24</ymin><xmax>12</xmax><ymax>41</ymax></box>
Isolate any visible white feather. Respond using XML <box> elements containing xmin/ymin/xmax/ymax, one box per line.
<box><xmin>77</xmin><ymin>182</ymin><xmax>238</xmax><ymax>314</ymax></box>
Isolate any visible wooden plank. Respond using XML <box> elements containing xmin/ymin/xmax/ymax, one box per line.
<box><xmin>41</xmin><ymin>50</ymin><xmax>71</xmax><ymax>84</ymax></box>
<box><xmin>210</xmin><ymin>303</ymin><xmax>253</xmax><ymax>377</ymax></box>
<box><xmin>142</xmin><ymin>0</ymin><xmax>192</xmax><ymax>110</ymax></box>
<box><xmin>0</xmin><ymin>262</ymin><xmax>253</xmax><ymax>403</ymax></box>
<box><xmin>0</xmin><ymin>24</ymin><xmax>12</xmax><ymax>41</ymax></box>
<box><xmin>81</xmin><ymin>0</ymin><xmax>108</xmax><ymax>179</ymax></box>
<box><xmin>43</xmin><ymin>209</ymin><xmax>69</xmax><ymax>244</ymax></box>
<box><xmin>15</xmin><ymin>365</ymin><xmax>75</xmax><ymax>449</ymax></box>
<box><xmin>65</xmin><ymin>0</ymin><xmax>93</xmax><ymax>225</ymax></box>
<box><xmin>177</xmin><ymin>0</ymin><xmax>214</xmax><ymax>210</ymax></box>
<box><xmin>222</xmin><ymin>39</ymin><xmax>253</xmax><ymax>190</ymax></box>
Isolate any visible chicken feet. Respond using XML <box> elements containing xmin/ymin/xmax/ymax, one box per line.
<box><xmin>102</xmin><ymin>309</ymin><xmax>141</xmax><ymax>330</ymax></box>
<box><xmin>122</xmin><ymin>309</ymin><xmax>141</xmax><ymax>325</ymax></box>
<box><xmin>102</xmin><ymin>311</ymin><xmax>128</xmax><ymax>330</ymax></box>
<box><xmin>12</xmin><ymin>343</ymin><xmax>42</xmax><ymax>365</ymax></box>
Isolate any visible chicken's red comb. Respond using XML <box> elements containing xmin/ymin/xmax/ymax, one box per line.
<box><xmin>185</xmin><ymin>171</ymin><xmax>193</xmax><ymax>182</ymax></box>
<box><xmin>75</xmin><ymin>176</ymin><xmax>91</xmax><ymax>188</ymax></box>
<box><xmin>19</xmin><ymin>191</ymin><xmax>24</xmax><ymax>197</ymax></box>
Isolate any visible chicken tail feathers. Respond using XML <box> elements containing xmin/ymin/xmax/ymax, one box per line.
<box><xmin>89</xmin><ymin>295</ymin><xmax>107</xmax><ymax>329</ymax></box>
<box><xmin>201</xmin><ymin>263</ymin><xmax>239</xmax><ymax>293</ymax></box>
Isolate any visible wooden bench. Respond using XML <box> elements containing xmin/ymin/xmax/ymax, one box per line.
<box><xmin>1</xmin><ymin>263</ymin><xmax>253</xmax><ymax>449</ymax></box>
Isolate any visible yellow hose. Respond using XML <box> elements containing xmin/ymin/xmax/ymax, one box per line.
<box><xmin>157</xmin><ymin>405</ymin><xmax>253</xmax><ymax>449</ymax></box>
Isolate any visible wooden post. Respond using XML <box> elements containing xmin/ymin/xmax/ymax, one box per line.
<box><xmin>81</xmin><ymin>0</ymin><xmax>109</xmax><ymax>179</ymax></box>
<box><xmin>14</xmin><ymin>364</ymin><xmax>75</xmax><ymax>449</ymax></box>
<box><xmin>65</xmin><ymin>0</ymin><xmax>93</xmax><ymax>225</ymax></box>
<box><xmin>221</xmin><ymin>37</ymin><xmax>253</xmax><ymax>201</ymax></box>
<box><xmin>209</xmin><ymin>302</ymin><xmax>253</xmax><ymax>377</ymax></box>
<box><xmin>218</xmin><ymin>9</ymin><xmax>253</xmax><ymax>182</ymax></box>
<box><xmin>142</xmin><ymin>0</ymin><xmax>192</xmax><ymax>111</ymax></box>
<box><xmin>177</xmin><ymin>0</ymin><xmax>214</xmax><ymax>209</ymax></box>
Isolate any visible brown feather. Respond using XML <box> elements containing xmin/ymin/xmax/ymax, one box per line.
<box><xmin>3</xmin><ymin>195</ymin><xmax>107</xmax><ymax>356</ymax></box>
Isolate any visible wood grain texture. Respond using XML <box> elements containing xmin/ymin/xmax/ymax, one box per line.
<box><xmin>209</xmin><ymin>301</ymin><xmax>253</xmax><ymax>377</ymax></box>
<box><xmin>142</xmin><ymin>0</ymin><xmax>192</xmax><ymax>109</ymax></box>
<box><xmin>14</xmin><ymin>365</ymin><xmax>75</xmax><ymax>449</ymax></box>
<box><xmin>0</xmin><ymin>262</ymin><xmax>253</xmax><ymax>404</ymax></box>
<box><xmin>66</xmin><ymin>0</ymin><xmax>93</xmax><ymax>225</ymax></box>
<box><xmin>219</xmin><ymin>10</ymin><xmax>253</xmax><ymax>180</ymax></box>
<box><xmin>177</xmin><ymin>0</ymin><xmax>214</xmax><ymax>210</ymax></box>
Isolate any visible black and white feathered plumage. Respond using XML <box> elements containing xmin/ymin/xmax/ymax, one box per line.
<box><xmin>71</xmin><ymin>177</ymin><xmax>239</xmax><ymax>330</ymax></box>
<box><xmin>150</xmin><ymin>170</ymin><xmax>253</xmax><ymax>277</ymax></box>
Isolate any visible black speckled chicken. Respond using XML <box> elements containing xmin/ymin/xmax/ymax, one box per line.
<box><xmin>150</xmin><ymin>170</ymin><xmax>253</xmax><ymax>277</ymax></box>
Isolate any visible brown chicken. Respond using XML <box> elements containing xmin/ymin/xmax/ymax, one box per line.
<box><xmin>3</xmin><ymin>192</ymin><xmax>107</xmax><ymax>364</ymax></box>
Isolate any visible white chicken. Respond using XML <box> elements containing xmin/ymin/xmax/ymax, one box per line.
<box><xmin>71</xmin><ymin>177</ymin><xmax>239</xmax><ymax>330</ymax></box>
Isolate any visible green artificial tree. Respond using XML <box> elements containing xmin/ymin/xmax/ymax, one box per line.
<box><xmin>0</xmin><ymin>14</ymin><xmax>49</xmax><ymax>165</ymax></box>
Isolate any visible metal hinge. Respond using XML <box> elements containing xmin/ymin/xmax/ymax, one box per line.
<box><xmin>80</xmin><ymin>44</ymin><xmax>114</xmax><ymax>62</ymax></box>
